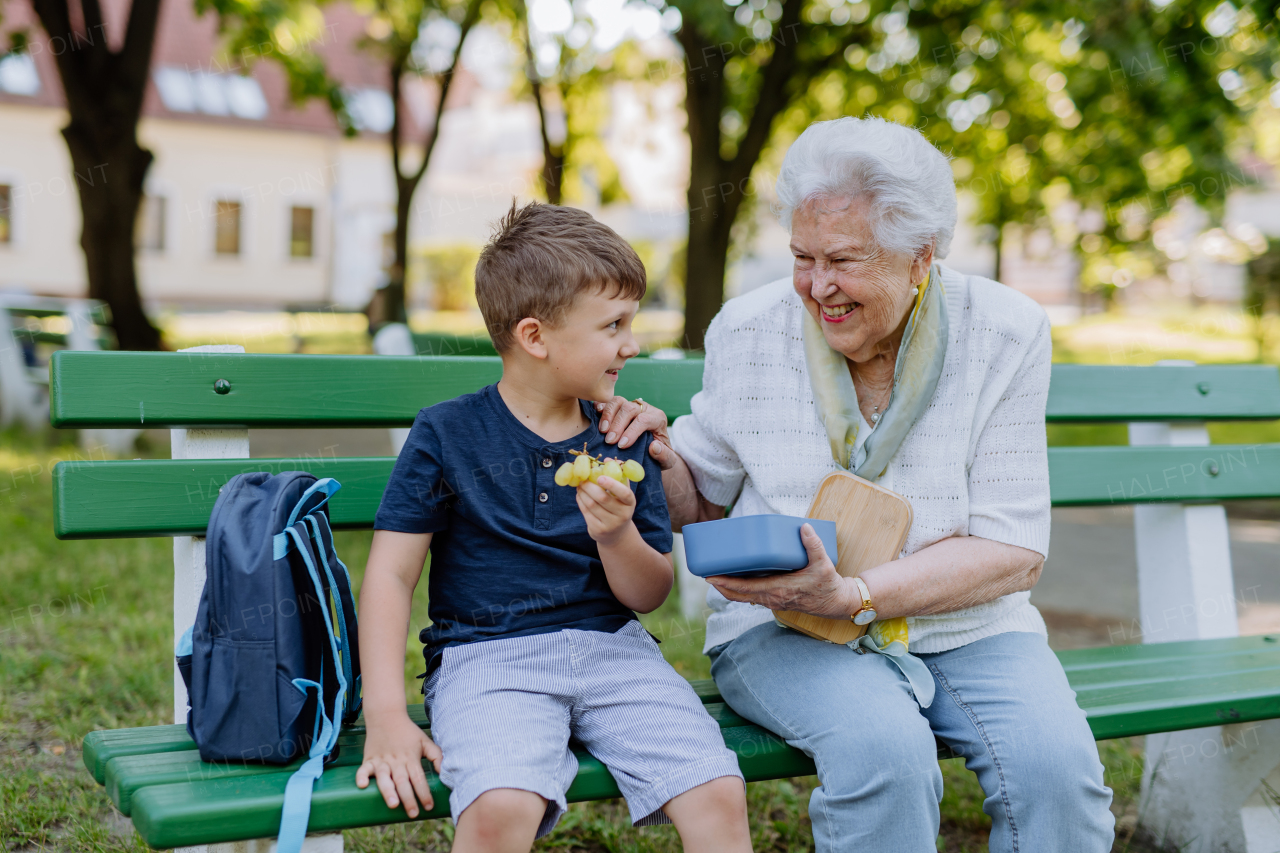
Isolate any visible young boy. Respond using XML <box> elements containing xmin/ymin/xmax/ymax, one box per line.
<box><xmin>355</xmin><ymin>202</ymin><xmax>751</xmax><ymax>853</ymax></box>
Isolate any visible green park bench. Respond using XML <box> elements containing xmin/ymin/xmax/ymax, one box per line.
<box><xmin>48</xmin><ymin>349</ymin><xmax>1280</xmax><ymax>851</ymax></box>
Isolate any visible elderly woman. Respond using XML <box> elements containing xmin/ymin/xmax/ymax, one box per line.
<box><xmin>595</xmin><ymin>116</ymin><xmax>1115</xmax><ymax>852</ymax></box>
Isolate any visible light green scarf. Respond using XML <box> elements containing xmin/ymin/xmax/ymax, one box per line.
<box><xmin>798</xmin><ymin>264</ymin><xmax>949</xmax><ymax>708</ymax></box>
<box><xmin>801</xmin><ymin>264</ymin><xmax>949</xmax><ymax>480</ymax></box>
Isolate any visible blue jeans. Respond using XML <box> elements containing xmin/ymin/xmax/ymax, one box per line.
<box><xmin>709</xmin><ymin>624</ymin><xmax>1114</xmax><ymax>852</ymax></box>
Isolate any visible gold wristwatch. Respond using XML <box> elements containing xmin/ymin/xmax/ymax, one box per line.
<box><xmin>851</xmin><ymin>577</ymin><xmax>877</xmax><ymax>626</ymax></box>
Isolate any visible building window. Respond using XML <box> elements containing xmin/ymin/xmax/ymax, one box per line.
<box><xmin>290</xmin><ymin>206</ymin><xmax>314</xmax><ymax>258</ymax></box>
<box><xmin>136</xmin><ymin>195</ymin><xmax>166</xmax><ymax>252</ymax></box>
<box><xmin>0</xmin><ymin>185</ymin><xmax>11</xmax><ymax>244</ymax></box>
<box><xmin>214</xmin><ymin>200</ymin><xmax>241</xmax><ymax>255</ymax></box>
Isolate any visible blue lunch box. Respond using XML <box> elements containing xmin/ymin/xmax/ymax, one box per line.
<box><xmin>681</xmin><ymin>515</ymin><xmax>839</xmax><ymax>578</ymax></box>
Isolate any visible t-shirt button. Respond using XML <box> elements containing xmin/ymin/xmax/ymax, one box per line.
<box><xmin>538</xmin><ymin>492</ymin><xmax>549</xmax><ymax>502</ymax></box>
<box><xmin>541</xmin><ymin>458</ymin><xmax>553</xmax><ymax>468</ymax></box>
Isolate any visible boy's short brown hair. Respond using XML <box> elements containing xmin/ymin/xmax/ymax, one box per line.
<box><xmin>476</xmin><ymin>201</ymin><xmax>646</xmax><ymax>353</ymax></box>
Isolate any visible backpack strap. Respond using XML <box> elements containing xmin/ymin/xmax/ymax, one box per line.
<box><xmin>273</xmin><ymin>478</ymin><xmax>341</xmax><ymax>560</ymax></box>
<box><xmin>276</xmin><ymin>523</ymin><xmax>350</xmax><ymax>853</ymax></box>
<box><xmin>304</xmin><ymin>512</ymin><xmax>362</xmax><ymax>721</ymax></box>
<box><xmin>278</xmin><ymin>664</ymin><xmax>337</xmax><ymax>853</ymax></box>
<box><xmin>287</xmin><ymin>478</ymin><xmax>341</xmax><ymax>528</ymax></box>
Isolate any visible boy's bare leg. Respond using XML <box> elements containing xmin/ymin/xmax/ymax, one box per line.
<box><xmin>663</xmin><ymin>776</ymin><xmax>753</xmax><ymax>853</ymax></box>
<box><xmin>451</xmin><ymin>788</ymin><xmax>547</xmax><ymax>853</ymax></box>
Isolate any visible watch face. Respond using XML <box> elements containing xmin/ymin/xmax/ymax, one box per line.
<box><xmin>853</xmin><ymin>609</ymin><xmax>877</xmax><ymax>626</ymax></box>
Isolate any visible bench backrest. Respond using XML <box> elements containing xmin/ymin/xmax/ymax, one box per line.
<box><xmin>47</xmin><ymin>351</ymin><xmax>1280</xmax><ymax>539</ymax></box>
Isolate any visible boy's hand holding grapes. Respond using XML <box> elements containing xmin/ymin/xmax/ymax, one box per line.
<box><xmin>556</xmin><ymin>445</ymin><xmax>647</xmax><ymax>547</ymax></box>
<box><xmin>575</xmin><ymin>474</ymin><xmax>637</xmax><ymax>547</ymax></box>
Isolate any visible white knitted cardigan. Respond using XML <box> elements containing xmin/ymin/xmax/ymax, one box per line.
<box><xmin>670</xmin><ymin>264</ymin><xmax>1052</xmax><ymax>655</ymax></box>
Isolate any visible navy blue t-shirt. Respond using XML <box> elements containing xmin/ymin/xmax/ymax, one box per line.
<box><xmin>374</xmin><ymin>383</ymin><xmax>673</xmax><ymax>675</ymax></box>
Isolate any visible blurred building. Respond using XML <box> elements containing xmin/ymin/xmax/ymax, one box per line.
<box><xmin>0</xmin><ymin>0</ymin><xmax>547</xmax><ymax>311</ymax></box>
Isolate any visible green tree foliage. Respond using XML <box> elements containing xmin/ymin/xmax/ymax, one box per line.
<box><xmin>512</xmin><ymin>0</ymin><xmax>645</xmax><ymax>205</ymax></box>
<box><xmin>663</xmin><ymin>0</ymin><xmax>1277</xmax><ymax>345</ymax></box>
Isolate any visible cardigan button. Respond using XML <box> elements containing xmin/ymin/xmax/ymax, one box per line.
<box><xmin>542</xmin><ymin>458</ymin><xmax>553</xmax><ymax>468</ymax></box>
<box><xmin>538</xmin><ymin>492</ymin><xmax>549</xmax><ymax>502</ymax></box>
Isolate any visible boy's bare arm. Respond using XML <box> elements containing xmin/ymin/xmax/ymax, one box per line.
<box><xmin>355</xmin><ymin>529</ymin><xmax>441</xmax><ymax>818</ymax></box>
<box><xmin>576</xmin><ymin>477</ymin><xmax>674</xmax><ymax>613</ymax></box>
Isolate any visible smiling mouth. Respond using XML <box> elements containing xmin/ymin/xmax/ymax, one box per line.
<box><xmin>605</xmin><ymin>368</ymin><xmax>620</xmax><ymax>377</ymax></box>
<box><xmin>821</xmin><ymin>303</ymin><xmax>857</xmax><ymax>318</ymax></box>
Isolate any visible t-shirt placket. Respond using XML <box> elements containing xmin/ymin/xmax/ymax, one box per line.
<box><xmin>534</xmin><ymin>445</ymin><xmax>557</xmax><ymax>530</ymax></box>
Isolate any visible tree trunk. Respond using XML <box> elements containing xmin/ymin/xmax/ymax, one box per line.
<box><xmin>520</xmin><ymin>14</ymin><xmax>564</xmax><ymax>206</ymax></box>
<box><xmin>683</xmin><ymin>203</ymin><xmax>734</xmax><ymax>351</ymax></box>
<box><xmin>373</xmin><ymin>0</ymin><xmax>482</xmax><ymax>327</ymax></box>
<box><xmin>31</xmin><ymin>0</ymin><xmax>164</xmax><ymax>350</ymax></box>
<box><xmin>386</xmin><ymin>171</ymin><xmax>416</xmax><ymax>325</ymax></box>
<box><xmin>678</xmin><ymin>24</ymin><xmax>728</xmax><ymax>352</ymax></box>
<box><xmin>676</xmin><ymin>0</ymin><xmax>805</xmax><ymax>350</ymax></box>
<box><xmin>534</xmin><ymin>83</ymin><xmax>565</xmax><ymax>205</ymax></box>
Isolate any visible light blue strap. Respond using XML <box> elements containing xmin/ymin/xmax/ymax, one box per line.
<box><xmin>273</xmin><ymin>532</ymin><xmax>291</xmax><ymax>560</ymax></box>
<box><xmin>277</xmin><ymin>676</ymin><xmax>336</xmax><ymax>853</ymax></box>
<box><xmin>286</xmin><ymin>478</ymin><xmax>342</xmax><ymax>529</ymax></box>
<box><xmin>285</xmin><ymin>525</ymin><xmax>349</xmax><ymax>718</ymax></box>
<box><xmin>175</xmin><ymin>625</ymin><xmax>193</xmax><ymax>656</ymax></box>
<box><xmin>304</xmin><ymin>513</ymin><xmax>354</xmax><ymax>701</ymax></box>
<box><xmin>846</xmin><ymin>634</ymin><xmax>936</xmax><ymax>708</ymax></box>
<box><xmin>307</xmin><ymin>511</ymin><xmax>354</xmax><ymax>587</ymax></box>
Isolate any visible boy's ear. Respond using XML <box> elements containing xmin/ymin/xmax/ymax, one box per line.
<box><xmin>512</xmin><ymin>317</ymin><xmax>549</xmax><ymax>360</ymax></box>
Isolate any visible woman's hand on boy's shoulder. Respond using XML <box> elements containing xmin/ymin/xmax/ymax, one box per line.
<box><xmin>356</xmin><ymin>711</ymin><xmax>443</xmax><ymax>818</ymax></box>
<box><xmin>595</xmin><ymin>397</ymin><xmax>675</xmax><ymax>470</ymax></box>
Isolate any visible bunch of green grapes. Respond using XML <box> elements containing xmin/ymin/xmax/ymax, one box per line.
<box><xmin>555</xmin><ymin>443</ymin><xmax>645</xmax><ymax>488</ymax></box>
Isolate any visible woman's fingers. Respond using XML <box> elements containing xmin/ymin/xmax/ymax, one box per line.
<box><xmin>597</xmin><ymin>395</ymin><xmax>628</xmax><ymax>435</ymax></box>
<box><xmin>649</xmin><ymin>439</ymin><xmax>677</xmax><ymax>471</ymax></box>
<box><xmin>800</xmin><ymin>523</ymin><xmax>833</xmax><ymax>569</ymax></box>
<box><xmin>601</xmin><ymin>398</ymin><xmax>650</xmax><ymax>444</ymax></box>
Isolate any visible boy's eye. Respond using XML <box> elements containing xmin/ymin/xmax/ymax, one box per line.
<box><xmin>608</xmin><ymin>320</ymin><xmax>619</xmax><ymax>330</ymax></box>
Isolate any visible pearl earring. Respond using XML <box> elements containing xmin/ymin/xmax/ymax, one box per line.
<box><xmin>911</xmin><ymin>286</ymin><xmax>920</xmax><ymax>296</ymax></box>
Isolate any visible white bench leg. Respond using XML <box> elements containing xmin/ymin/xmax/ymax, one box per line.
<box><xmin>1130</xmin><ymin>417</ymin><xmax>1280</xmax><ymax>852</ymax></box>
<box><xmin>673</xmin><ymin>533</ymin><xmax>709</xmax><ymax>620</ymax></box>
<box><xmin>170</xmin><ymin>346</ymin><xmax>343</xmax><ymax>853</ymax></box>
<box><xmin>172</xmin><ymin>345</ymin><xmax>251</xmax><ymax>723</ymax></box>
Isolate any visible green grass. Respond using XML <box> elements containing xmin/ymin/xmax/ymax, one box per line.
<box><xmin>1</xmin><ymin>426</ymin><xmax>1160</xmax><ymax>852</ymax></box>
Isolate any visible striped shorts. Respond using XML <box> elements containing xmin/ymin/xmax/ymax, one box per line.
<box><xmin>424</xmin><ymin>620</ymin><xmax>744</xmax><ymax>837</ymax></box>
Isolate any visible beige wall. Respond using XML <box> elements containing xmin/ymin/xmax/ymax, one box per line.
<box><xmin>0</xmin><ymin>104</ymin><xmax>85</xmax><ymax>295</ymax></box>
<box><xmin>0</xmin><ymin>104</ymin><xmax>398</xmax><ymax>309</ymax></box>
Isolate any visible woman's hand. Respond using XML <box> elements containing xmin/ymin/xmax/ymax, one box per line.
<box><xmin>708</xmin><ymin>523</ymin><xmax>858</xmax><ymax>619</ymax></box>
<box><xmin>594</xmin><ymin>397</ymin><xmax>677</xmax><ymax>471</ymax></box>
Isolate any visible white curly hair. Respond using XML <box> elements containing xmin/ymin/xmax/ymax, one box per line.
<box><xmin>775</xmin><ymin>116</ymin><xmax>957</xmax><ymax>260</ymax></box>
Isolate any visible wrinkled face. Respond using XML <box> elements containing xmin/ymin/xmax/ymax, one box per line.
<box><xmin>536</xmin><ymin>286</ymin><xmax>642</xmax><ymax>403</ymax></box>
<box><xmin>790</xmin><ymin>196</ymin><xmax>930</xmax><ymax>362</ymax></box>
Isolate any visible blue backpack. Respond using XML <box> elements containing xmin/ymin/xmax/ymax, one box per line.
<box><xmin>176</xmin><ymin>472</ymin><xmax>362</xmax><ymax>852</ymax></box>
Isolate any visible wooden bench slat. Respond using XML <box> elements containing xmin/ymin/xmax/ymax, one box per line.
<box><xmin>83</xmin><ymin>685</ymin><xmax>733</xmax><ymax>785</ymax></box>
<box><xmin>127</xmin><ymin>725</ymin><xmax>809</xmax><ymax>848</ymax></box>
<box><xmin>1047</xmin><ymin>364</ymin><xmax>1280</xmax><ymax>421</ymax></box>
<box><xmin>53</xmin><ymin>458</ymin><xmax>395</xmax><ymax>539</ymax></box>
<box><xmin>53</xmin><ymin>444</ymin><xmax>1280</xmax><ymax>538</ymax></box>
<box><xmin>1047</xmin><ymin>444</ymin><xmax>1280</xmax><ymax>506</ymax></box>
<box><xmin>104</xmin><ymin>702</ymin><xmax>753</xmax><ymax>816</ymax></box>
<box><xmin>49</xmin><ymin>352</ymin><xmax>701</xmax><ymax>428</ymax></box>
<box><xmin>49</xmin><ymin>353</ymin><xmax>1280</xmax><ymax>428</ymax></box>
